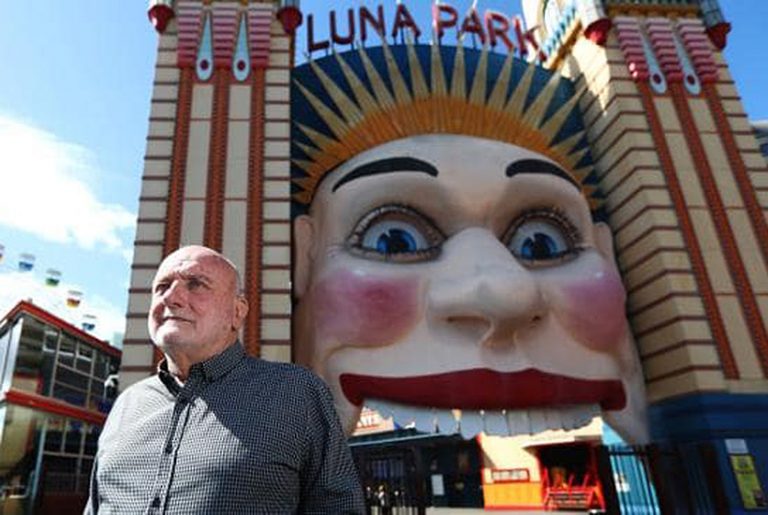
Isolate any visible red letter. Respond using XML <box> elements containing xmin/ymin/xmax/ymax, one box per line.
<box><xmin>485</xmin><ymin>10</ymin><xmax>514</xmax><ymax>51</ymax></box>
<box><xmin>460</xmin><ymin>8</ymin><xmax>486</xmax><ymax>45</ymax></box>
<box><xmin>331</xmin><ymin>9</ymin><xmax>354</xmax><ymax>46</ymax></box>
<box><xmin>433</xmin><ymin>4</ymin><xmax>458</xmax><ymax>40</ymax></box>
<box><xmin>360</xmin><ymin>5</ymin><xmax>385</xmax><ymax>43</ymax></box>
<box><xmin>307</xmin><ymin>14</ymin><xmax>329</xmax><ymax>53</ymax></box>
<box><xmin>514</xmin><ymin>16</ymin><xmax>546</xmax><ymax>61</ymax></box>
<box><xmin>391</xmin><ymin>4</ymin><xmax>421</xmax><ymax>40</ymax></box>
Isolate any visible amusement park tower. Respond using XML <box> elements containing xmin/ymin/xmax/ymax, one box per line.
<box><xmin>521</xmin><ymin>0</ymin><xmax>768</xmax><ymax>509</ymax></box>
<box><xmin>123</xmin><ymin>0</ymin><xmax>768</xmax><ymax>511</ymax></box>
<box><xmin>122</xmin><ymin>0</ymin><xmax>298</xmax><ymax>387</ymax></box>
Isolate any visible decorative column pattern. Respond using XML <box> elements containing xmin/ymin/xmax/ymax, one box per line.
<box><xmin>121</xmin><ymin>1</ymin><xmax>290</xmax><ymax>390</ymax></box>
<box><xmin>121</xmin><ymin>21</ymin><xmax>186</xmax><ymax>385</ymax></box>
<box><xmin>245</xmin><ymin>69</ymin><xmax>266</xmax><ymax>358</ymax></box>
<box><xmin>258</xmin><ymin>17</ymin><xmax>292</xmax><ymax>364</ymax></box>
<box><xmin>558</xmin><ymin>16</ymin><xmax>731</xmax><ymax>402</ymax></box>
<box><xmin>680</xmin><ymin>17</ymin><xmax>768</xmax><ymax>378</ymax></box>
<box><xmin>203</xmin><ymin>71</ymin><xmax>230</xmax><ymax>249</ymax></box>
<box><xmin>645</xmin><ymin>17</ymin><xmax>768</xmax><ymax>379</ymax></box>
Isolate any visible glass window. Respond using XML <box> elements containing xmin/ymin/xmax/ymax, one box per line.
<box><xmin>94</xmin><ymin>352</ymin><xmax>110</xmax><ymax>380</ymax></box>
<box><xmin>543</xmin><ymin>0</ymin><xmax>562</xmax><ymax>38</ymax></box>
<box><xmin>0</xmin><ymin>320</ymin><xmax>16</xmax><ymax>391</ymax></box>
<box><xmin>52</xmin><ymin>382</ymin><xmax>86</xmax><ymax>407</ymax></box>
<box><xmin>58</xmin><ymin>334</ymin><xmax>76</xmax><ymax>368</ymax></box>
<box><xmin>78</xmin><ymin>457</ymin><xmax>94</xmax><ymax>493</ymax></box>
<box><xmin>88</xmin><ymin>378</ymin><xmax>105</xmax><ymax>412</ymax></box>
<box><xmin>64</xmin><ymin>421</ymin><xmax>84</xmax><ymax>454</ymax></box>
<box><xmin>44</xmin><ymin>418</ymin><xmax>66</xmax><ymax>453</ymax></box>
<box><xmin>0</xmin><ymin>405</ymin><xmax>48</xmax><ymax>499</ymax></box>
<box><xmin>84</xmin><ymin>425</ymin><xmax>100</xmax><ymax>457</ymax></box>
<box><xmin>12</xmin><ymin>316</ymin><xmax>45</xmax><ymax>393</ymax></box>
<box><xmin>56</xmin><ymin>366</ymin><xmax>89</xmax><ymax>391</ymax></box>
<box><xmin>76</xmin><ymin>343</ymin><xmax>94</xmax><ymax>374</ymax></box>
<box><xmin>41</xmin><ymin>326</ymin><xmax>59</xmax><ymax>395</ymax></box>
<box><xmin>43</xmin><ymin>327</ymin><xmax>59</xmax><ymax>353</ymax></box>
<box><xmin>43</xmin><ymin>456</ymin><xmax>78</xmax><ymax>493</ymax></box>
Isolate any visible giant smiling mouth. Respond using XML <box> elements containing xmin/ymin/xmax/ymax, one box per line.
<box><xmin>340</xmin><ymin>368</ymin><xmax>626</xmax><ymax>411</ymax></box>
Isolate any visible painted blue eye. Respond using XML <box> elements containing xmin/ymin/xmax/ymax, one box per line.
<box><xmin>363</xmin><ymin>221</ymin><xmax>428</xmax><ymax>254</ymax></box>
<box><xmin>507</xmin><ymin>218</ymin><xmax>575</xmax><ymax>262</ymax></box>
<box><xmin>350</xmin><ymin>205</ymin><xmax>444</xmax><ymax>262</ymax></box>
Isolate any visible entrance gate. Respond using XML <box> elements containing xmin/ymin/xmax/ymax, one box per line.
<box><xmin>596</xmin><ymin>442</ymin><xmax>729</xmax><ymax>514</ymax></box>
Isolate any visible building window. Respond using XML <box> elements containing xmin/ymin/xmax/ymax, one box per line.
<box><xmin>543</xmin><ymin>0</ymin><xmax>562</xmax><ymax>38</ymax></box>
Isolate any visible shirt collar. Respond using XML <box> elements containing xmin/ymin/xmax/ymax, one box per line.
<box><xmin>157</xmin><ymin>342</ymin><xmax>246</xmax><ymax>394</ymax></box>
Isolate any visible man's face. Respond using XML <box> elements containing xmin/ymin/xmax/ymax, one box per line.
<box><xmin>148</xmin><ymin>246</ymin><xmax>247</xmax><ymax>357</ymax></box>
<box><xmin>294</xmin><ymin>135</ymin><xmax>648</xmax><ymax>443</ymax></box>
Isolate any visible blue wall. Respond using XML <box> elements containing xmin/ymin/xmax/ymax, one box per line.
<box><xmin>650</xmin><ymin>393</ymin><xmax>768</xmax><ymax>514</ymax></box>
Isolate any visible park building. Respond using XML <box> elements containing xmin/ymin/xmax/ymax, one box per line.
<box><xmin>0</xmin><ymin>301</ymin><xmax>121</xmax><ymax>515</ymax></box>
<box><xmin>120</xmin><ymin>0</ymin><xmax>768</xmax><ymax>512</ymax></box>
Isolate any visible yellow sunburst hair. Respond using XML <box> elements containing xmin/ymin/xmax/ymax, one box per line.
<box><xmin>291</xmin><ymin>42</ymin><xmax>600</xmax><ymax>211</ymax></box>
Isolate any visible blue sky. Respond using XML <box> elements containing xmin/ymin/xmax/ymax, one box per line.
<box><xmin>0</xmin><ymin>1</ymin><xmax>764</xmax><ymax>346</ymax></box>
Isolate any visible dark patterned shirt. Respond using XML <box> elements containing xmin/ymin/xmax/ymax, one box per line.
<box><xmin>85</xmin><ymin>343</ymin><xmax>364</xmax><ymax>514</ymax></box>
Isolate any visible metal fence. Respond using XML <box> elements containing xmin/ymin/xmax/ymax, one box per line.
<box><xmin>596</xmin><ymin>442</ymin><xmax>729</xmax><ymax>514</ymax></box>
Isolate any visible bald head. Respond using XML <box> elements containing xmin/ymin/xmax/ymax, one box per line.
<box><xmin>149</xmin><ymin>245</ymin><xmax>249</xmax><ymax>376</ymax></box>
<box><xmin>160</xmin><ymin>245</ymin><xmax>243</xmax><ymax>293</ymax></box>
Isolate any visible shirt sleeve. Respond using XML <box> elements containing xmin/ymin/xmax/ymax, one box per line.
<box><xmin>83</xmin><ymin>385</ymin><xmax>128</xmax><ymax>514</ymax></box>
<box><xmin>298</xmin><ymin>376</ymin><xmax>365</xmax><ymax>515</ymax></box>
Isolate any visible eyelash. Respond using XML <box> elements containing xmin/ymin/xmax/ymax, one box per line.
<box><xmin>506</xmin><ymin>207</ymin><xmax>583</xmax><ymax>245</ymax></box>
<box><xmin>346</xmin><ymin>204</ymin><xmax>444</xmax><ymax>262</ymax></box>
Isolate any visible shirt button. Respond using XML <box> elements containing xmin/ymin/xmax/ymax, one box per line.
<box><xmin>151</xmin><ymin>497</ymin><xmax>161</xmax><ymax>508</ymax></box>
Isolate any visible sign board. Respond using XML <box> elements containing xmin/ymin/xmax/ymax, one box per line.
<box><xmin>305</xmin><ymin>1</ymin><xmax>545</xmax><ymax>59</ymax></box>
<box><xmin>726</xmin><ymin>438</ymin><xmax>749</xmax><ymax>455</ymax></box>
<box><xmin>431</xmin><ymin>474</ymin><xmax>445</xmax><ymax>496</ymax></box>
<box><xmin>730</xmin><ymin>454</ymin><xmax>767</xmax><ymax>510</ymax></box>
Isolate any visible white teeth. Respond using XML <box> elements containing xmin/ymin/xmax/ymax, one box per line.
<box><xmin>528</xmin><ymin>409</ymin><xmax>549</xmax><ymax>433</ymax></box>
<box><xmin>412</xmin><ymin>409</ymin><xmax>435</xmax><ymax>433</ymax></box>
<box><xmin>458</xmin><ymin>410</ymin><xmax>484</xmax><ymax>439</ymax></box>
<box><xmin>364</xmin><ymin>399</ymin><xmax>600</xmax><ymax>438</ymax></box>
<box><xmin>392</xmin><ymin>404</ymin><xmax>422</xmax><ymax>428</ymax></box>
<box><xmin>366</xmin><ymin>398</ymin><xmax>395</xmax><ymax>420</ymax></box>
<box><xmin>434</xmin><ymin>409</ymin><xmax>458</xmax><ymax>434</ymax></box>
<box><xmin>544</xmin><ymin>408</ymin><xmax>563</xmax><ymax>431</ymax></box>
<box><xmin>506</xmin><ymin>410</ymin><xmax>531</xmax><ymax>435</ymax></box>
<box><xmin>482</xmin><ymin>410</ymin><xmax>508</xmax><ymax>435</ymax></box>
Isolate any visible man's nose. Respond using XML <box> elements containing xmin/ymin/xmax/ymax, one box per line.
<box><xmin>160</xmin><ymin>280</ymin><xmax>186</xmax><ymax>307</ymax></box>
<box><xmin>427</xmin><ymin>228</ymin><xmax>545</xmax><ymax>348</ymax></box>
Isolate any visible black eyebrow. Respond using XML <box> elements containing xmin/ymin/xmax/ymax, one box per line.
<box><xmin>332</xmin><ymin>157</ymin><xmax>438</xmax><ymax>192</ymax></box>
<box><xmin>505</xmin><ymin>159</ymin><xmax>580</xmax><ymax>190</ymax></box>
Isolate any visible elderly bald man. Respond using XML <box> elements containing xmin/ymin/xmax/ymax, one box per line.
<box><xmin>86</xmin><ymin>246</ymin><xmax>364</xmax><ymax>514</ymax></box>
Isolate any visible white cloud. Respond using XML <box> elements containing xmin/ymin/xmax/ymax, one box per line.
<box><xmin>0</xmin><ymin>270</ymin><xmax>125</xmax><ymax>347</ymax></box>
<box><xmin>0</xmin><ymin>115</ymin><xmax>136</xmax><ymax>253</ymax></box>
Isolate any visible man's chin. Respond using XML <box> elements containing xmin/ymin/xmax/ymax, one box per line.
<box><xmin>152</xmin><ymin>329</ymin><xmax>192</xmax><ymax>350</ymax></box>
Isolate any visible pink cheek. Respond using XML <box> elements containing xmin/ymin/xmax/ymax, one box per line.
<box><xmin>555</xmin><ymin>265</ymin><xmax>629</xmax><ymax>353</ymax></box>
<box><xmin>312</xmin><ymin>271</ymin><xmax>420</xmax><ymax>347</ymax></box>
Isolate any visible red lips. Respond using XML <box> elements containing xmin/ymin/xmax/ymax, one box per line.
<box><xmin>340</xmin><ymin>368</ymin><xmax>626</xmax><ymax>411</ymax></box>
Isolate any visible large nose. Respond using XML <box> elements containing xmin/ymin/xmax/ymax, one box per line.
<box><xmin>427</xmin><ymin>228</ymin><xmax>545</xmax><ymax>348</ymax></box>
<box><xmin>160</xmin><ymin>279</ymin><xmax>186</xmax><ymax>308</ymax></box>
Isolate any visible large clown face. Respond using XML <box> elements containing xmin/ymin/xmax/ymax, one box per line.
<box><xmin>293</xmin><ymin>135</ymin><xmax>648</xmax><ymax>443</ymax></box>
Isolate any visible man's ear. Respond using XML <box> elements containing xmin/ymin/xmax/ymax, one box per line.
<box><xmin>233</xmin><ymin>295</ymin><xmax>249</xmax><ymax>330</ymax></box>
<box><xmin>594</xmin><ymin>222</ymin><xmax>618</xmax><ymax>267</ymax></box>
<box><xmin>293</xmin><ymin>215</ymin><xmax>316</xmax><ymax>298</ymax></box>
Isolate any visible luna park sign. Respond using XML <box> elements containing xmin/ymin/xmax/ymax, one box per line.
<box><xmin>305</xmin><ymin>2</ymin><xmax>546</xmax><ymax>60</ymax></box>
